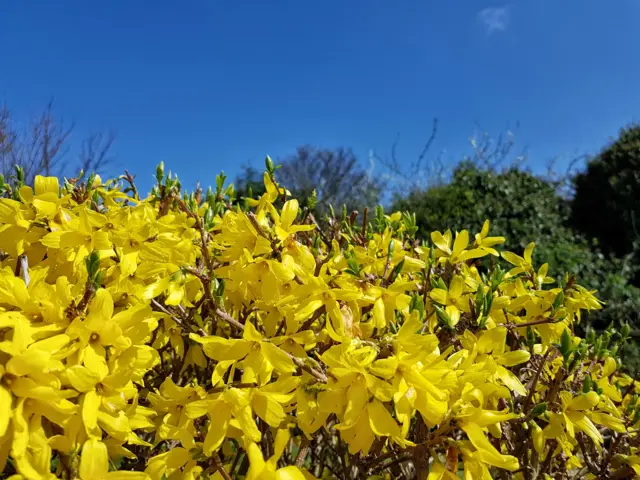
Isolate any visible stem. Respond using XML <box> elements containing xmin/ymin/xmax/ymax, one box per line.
<box><xmin>212</xmin><ymin>453</ymin><xmax>233</xmax><ymax>480</ymax></box>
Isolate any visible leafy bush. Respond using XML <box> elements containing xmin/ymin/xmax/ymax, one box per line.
<box><xmin>393</xmin><ymin>162</ymin><xmax>640</xmax><ymax>367</ymax></box>
<box><xmin>571</xmin><ymin>124</ymin><xmax>640</xmax><ymax>260</ymax></box>
<box><xmin>0</xmin><ymin>163</ymin><xmax>639</xmax><ymax>479</ymax></box>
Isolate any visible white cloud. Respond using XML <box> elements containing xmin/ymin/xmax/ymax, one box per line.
<box><xmin>477</xmin><ymin>5</ymin><xmax>511</xmax><ymax>34</ymax></box>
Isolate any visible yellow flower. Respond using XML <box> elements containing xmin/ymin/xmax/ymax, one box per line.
<box><xmin>430</xmin><ymin>275</ymin><xmax>469</xmax><ymax>327</ymax></box>
<box><xmin>80</xmin><ymin>438</ymin><xmax>149</xmax><ymax>479</ymax></box>
<box><xmin>501</xmin><ymin>242</ymin><xmax>535</xmax><ymax>277</ymax></box>
<box><xmin>430</xmin><ymin>229</ymin><xmax>487</xmax><ymax>264</ymax></box>
<box><xmin>246</xmin><ymin>429</ymin><xmax>308</xmax><ymax>480</ymax></box>
<box><xmin>192</xmin><ymin>321</ymin><xmax>296</xmax><ymax>385</ymax></box>
<box><xmin>544</xmin><ymin>391</ymin><xmax>602</xmax><ymax>445</ymax></box>
<box><xmin>473</xmin><ymin>220</ymin><xmax>505</xmax><ymax>256</ymax></box>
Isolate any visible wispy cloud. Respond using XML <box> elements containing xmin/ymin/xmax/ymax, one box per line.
<box><xmin>477</xmin><ymin>5</ymin><xmax>511</xmax><ymax>34</ymax></box>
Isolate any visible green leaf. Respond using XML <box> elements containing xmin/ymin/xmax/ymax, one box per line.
<box><xmin>531</xmin><ymin>402</ymin><xmax>547</xmax><ymax>417</ymax></box>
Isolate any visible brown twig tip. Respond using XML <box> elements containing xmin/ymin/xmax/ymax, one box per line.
<box><xmin>212</xmin><ymin>453</ymin><xmax>233</xmax><ymax>480</ymax></box>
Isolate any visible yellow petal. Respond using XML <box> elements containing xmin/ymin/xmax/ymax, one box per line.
<box><xmin>531</xmin><ymin>421</ymin><xmax>545</xmax><ymax>454</ymax></box>
<box><xmin>430</xmin><ymin>231</ymin><xmax>450</xmax><ymax>253</ymax></box>
<box><xmin>79</xmin><ymin>439</ymin><xmax>109</xmax><ymax>479</ymax></box>
<box><xmin>495</xmin><ymin>366</ymin><xmax>526</xmax><ymax>395</ymax></box>
<box><xmin>253</xmin><ymin>392</ymin><xmax>286</xmax><ymax>428</ymax></box>
<box><xmin>499</xmin><ymin>350</ymin><xmax>531</xmax><ymax>367</ymax></box>
<box><xmin>203</xmin><ymin>402</ymin><xmax>231</xmax><ymax>454</ymax></box>
<box><xmin>262</xmin><ymin>343</ymin><xmax>296</xmax><ymax>373</ymax></box>
<box><xmin>462</xmin><ymin>423</ymin><xmax>519</xmax><ymax>472</ymax></box>
<box><xmin>568</xmin><ymin>392</ymin><xmax>599</xmax><ymax>411</ymax></box>
<box><xmin>246</xmin><ymin>442</ymin><xmax>267</xmax><ymax>480</ymax></box>
<box><xmin>368</xmin><ymin>400</ymin><xmax>401</xmax><ymax>438</ymax></box>
<box><xmin>294</xmin><ymin>299</ymin><xmax>324</xmax><ymax>323</ymax></box>
<box><xmin>82</xmin><ymin>390</ymin><xmax>101</xmax><ymax>437</ymax></box>
<box><xmin>501</xmin><ymin>251</ymin><xmax>524</xmax><ymax>267</ymax></box>
<box><xmin>234</xmin><ymin>405</ymin><xmax>262</xmax><ymax>443</ymax></box>
<box><xmin>344</xmin><ymin>379</ymin><xmax>368</xmax><ymax>426</ymax></box>
<box><xmin>589</xmin><ymin>412</ymin><xmax>626</xmax><ymax>433</ymax></box>
<box><xmin>35</xmin><ymin>176</ymin><xmax>60</xmax><ymax>196</ymax></box>
<box><xmin>523</xmin><ymin>242</ymin><xmax>535</xmax><ymax>264</ymax></box>
<box><xmin>457</xmin><ymin>248</ymin><xmax>487</xmax><ymax>262</ymax></box>
<box><xmin>0</xmin><ymin>386</ymin><xmax>11</xmax><ymax>437</ymax></box>
<box><xmin>430</xmin><ymin>289</ymin><xmax>449</xmax><ymax>305</ymax></box>
<box><xmin>281</xmin><ymin>199</ymin><xmax>299</xmax><ymax>230</ymax></box>
<box><xmin>274</xmin><ymin>466</ymin><xmax>309</xmax><ymax>480</ymax></box>
<box><xmin>372</xmin><ymin>297</ymin><xmax>386</xmax><ymax>329</ymax></box>
<box><xmin>449</xmin><ymin>276</ymin><xmax>464</xmax><ymax>298</ymax></box>
<box><xmin>68</xmin><ymin>365</ymin><xmax>101</xmax><ymax>392</ymax></box>
<box><xmin>477</xmin><ymin>327</ymin><xmax>507</xmax><ymax>355</ymax></box>
<box><xmin>452</xmin><ymin>230</ymin><xmax>469</xmax><ymax>257</ymax></box>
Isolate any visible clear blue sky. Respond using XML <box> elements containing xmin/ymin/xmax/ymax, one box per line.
<box><xmin>2</xmin><ymin>0</ymin><xmax>639</xmax><ymax>194</ymax></box>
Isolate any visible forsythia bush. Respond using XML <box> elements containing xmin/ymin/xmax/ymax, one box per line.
<box><xmin>0</xmin><ymin>160</ymin><xmax>639</xmax><ymax>480</ymax></box>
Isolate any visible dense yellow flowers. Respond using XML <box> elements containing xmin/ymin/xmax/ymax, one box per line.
<box><xmin>0</xmin><ymin>163</ymin><xmax>639</xmax><ymax>479</ymax></box>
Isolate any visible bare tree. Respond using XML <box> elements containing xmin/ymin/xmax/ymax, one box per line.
<box><xmin>371</xmin><ymin>118</ymin><xmax>528</xmax><ymax>196</ymax></box>
<box><xmin>79</xmin><ymin>130</ymin><xmax>117</xmax><ymax>174</ymax></box>
<box><xmin>0</xmin><ymin>99</ymin><xmax>115</xmax><ymax>184</ymax></box>
<box><xmin>275</xmin><ymin>146</ymin><xmax>382</xmax><ymax>218</ymax></box>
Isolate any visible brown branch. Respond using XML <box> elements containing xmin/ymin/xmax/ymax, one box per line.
<box><xmin>212</xmin><ymin>453</ymin><xmax>233</xmax><ymax>480</ymax></box>
<box><xmin>522</xmin><ymin>349</ymin><xmax>552</xmax><ymax>413</ymax></box>
<box><xmin>500</xmin><ymin>316</ymin><xmax>564</xmax><ymax>329</ymax></box>
<box><xmin>215</xmin><ymin>306</ymin><xmax>328</xmax><ymax>383</ymax></box>
<box><xmin>151</xmin><ymin>299</ymin><xmax>206</xmax><ymax>336</ymax></box>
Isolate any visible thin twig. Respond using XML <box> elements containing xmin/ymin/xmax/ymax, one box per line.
<box><xmin>151</xmin><ymin>298</ymin><xmax>207</xmax><ymax>336</ymax></box>
<box><xmin>500</xmin><ymin>316</ymin><xmax>564</xmax><ymax>329</ymax></box>
<box><xmin>215</xmin><ymin>306</ymin><xmax>328</xmax><ymax>383</ymax></box>
<box><xmin>212</xmin><ymin>453</ymin><xmax>233</xmax><ymax>480</ymax></box>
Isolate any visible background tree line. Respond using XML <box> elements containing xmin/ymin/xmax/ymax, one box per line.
<box><xmin>3</xmin><ymin>97</ymin><xmax>639</xmax><ymax>372</ymax></box>
<box><xmin>0</xmin><ymin>99</ymin><xmax>116</xmax><ymax>184</ymax></box>
<box><xmin>236</xmin><ymin>123</ymin><xmax>640</xmax><ymax>372</ymax></box>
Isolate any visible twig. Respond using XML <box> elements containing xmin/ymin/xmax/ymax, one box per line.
<box><xmin>522</xmin><ymin>350</ymin><xmax>551</xmax><ymax>413</ymax></box>
<box><xmin>361</xmin><ymin>207</ymin><xmax>368</xmax><ymax>239</ymax></box>
<box><xmin>16</xmin><ymin>254</ymin><xmax>30</xmax><ymax>286</ymax></box>
<box><xmin>295</xmin><ymin>437</ymin><xmax>310</xmax><ymax>468</ymax></box>
<box><xmin>215</xmin><ymin>306</ymin><xmax>328</xmax><ymax>383</ymax></box>
<box><xmin>208</xmin><ymin>382</ymin><xmax>257</xmax><ymax>394</ymax></box>
<box><xmin>151</xmin><ymin>299</ymin><xmax>206</xmax><ymax>336</ymax></box>
<box><xmin>500</xmin><ymin>316</ymin><xmax>564</xmax><ymax>329</ymax></box>
<box><xmin>299</xmin><ymin>306</ymin><xmax>326</xmax><ymax>332</ymax></box>
<box><xmin>212</xmin><ymin>453</ymin><xmax>233</xmax><ymax>480</ymax></box>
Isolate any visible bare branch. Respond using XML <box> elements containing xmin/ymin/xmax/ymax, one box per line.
<box><xmin>79</xmin><ymin>130</ymin><xmax>117</xmax><ymax>174</ymax></box>
<box><xmin>0</xmin><ymin>99</ymin><xmax>115</xmax><ymax>182</ymax></box>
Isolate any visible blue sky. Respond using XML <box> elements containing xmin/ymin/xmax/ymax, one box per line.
<box><xmin>1</xmin><ymin>0</ymin><xmax>639</xmax><ymax>194</ymax></box>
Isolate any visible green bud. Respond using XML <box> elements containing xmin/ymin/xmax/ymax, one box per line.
<box><xmin>156</xmin><ymin>161</ymin><xmax>165</xmax><ymax>183</ymax></box>
<box><xmin>265</xmin><ymin>155</ymin><xmax>274</xmax><ymax>173</ymax></box>
<box><xmin>390</xmin><ymin>259</ymin><xmax>405</xmax><ymax>282</ymax></box>
<box><xmin>621</xmin><ymin>323</ymin><xmax>631</xmax><ymax>338</ymax></box>
<box><xmin>583</xmin><ymin>375</ymin><xmax>592</xmax><ymax>393</ymax></box>
<box><xmin>84</xmin><ymin>250</ymin><xmax>102</xmax><ymax>283</ymax></box>
<box><xmin>14</xmin><ymin>165</ymin><xmax>25</xmax><ymax>183</ymax></box>
<box><xmin>204</xmin><ymin>207</ymin><xmax>214</xmax><ymax>229</ymax></box>
<box><xmin>526</xmin><ymin>327</ymin><xmax>535</xmax><ymax>348</ymax></box>
<box><xmin>434</xmin><ymin>305</ymin><xmax>453</xmax><ymax>330</ymax></box>
<box><xmin>560</xmin><ymin>329</ymin><xmax>572</xmax><ymax>357</ymax></box>
<box><xmin>307</xmin><ymin>189</ymin><xmax>317</xmax><ymax>211</ymax></box>
<box><xmin>552</xmin><ymin>290</ymin><xmax>564</xmax><ymax>312</ymax></box>
<box><xmin>530</xmin><ymin>402</ymin><xmax>547</xmax><ymax>417</ymax></box>
<box><xmin>216</xmin><ymin>173</ymin><xmax>226</xmax><ymax>193</ymax></box>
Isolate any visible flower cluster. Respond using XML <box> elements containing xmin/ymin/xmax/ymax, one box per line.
<box><xmin>0</xmin><ymin>162</ymin><xmax>639</xmax><ymax>480</ymax></box>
